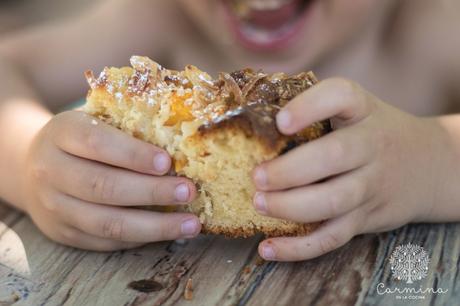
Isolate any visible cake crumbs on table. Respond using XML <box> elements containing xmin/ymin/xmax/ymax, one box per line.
<box><xmin>91</xmin><ymin>119</ymin><xmax>98</xmax><ymax>125</ymax></box>
<box><xmin>255</xmin><ymin>256</ymin><xmax>265</xmax><ymax>266</ymax></box>
<box><xmin>184</xmin><ymin>278</ymin><xmax>193</xmax><ymax>301</ymax></box>
<box><xmin>174</xmin><ymin>238</ymin><xmax>187</xmax><ymax>245</ymax></box>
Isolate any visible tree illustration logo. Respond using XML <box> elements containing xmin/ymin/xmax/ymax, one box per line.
<box><xmin>389</xmin><ymin>243</ymin><xmax>430</xmax><ymax>284</ymax></box>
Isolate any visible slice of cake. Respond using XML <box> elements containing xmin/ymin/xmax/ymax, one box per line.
<box><xmin>84</xmin><ymin>56</ymin><xmax>331</xmax><ymax>237</ymax></box>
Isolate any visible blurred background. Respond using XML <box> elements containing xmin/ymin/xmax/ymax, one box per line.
<box><xmin>0</xmin><ymin>0</ymin><xmax>96</xmax><ymax>36</ymax></box>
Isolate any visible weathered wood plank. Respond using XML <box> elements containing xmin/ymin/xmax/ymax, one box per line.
<box><xmin>0</xmin><ymin>204</ymin><xmax>32</xmax><ymax>305</ymax></box>
<box><xmin>0</xmin><ymin>215</ymin><xmax>90</xmax><ymax>305</ymax></box>
<box><xmin>244</xmin><ymin>234</ymin><xmax>378</xmax><ymax>306</ymax></box>
<box><xmin>0</xmin><ymin>202</ymin><xmax>23</xmax><ymax>237</ymax></box>
<box><xmin>35</xmin><ymin>236</ymin><xmax>263</xmax><ymax>306</ymax></box>
<box><xmin>0</xmin><ymin>201</ymin><xmax>459</xmax><ymax>306</ymax></box>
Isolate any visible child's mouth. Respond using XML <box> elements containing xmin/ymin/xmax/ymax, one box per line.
<box><xmin>222</xmin><ymin>0</ymin><xmax>315</xmax><ymax>51</ymax></box>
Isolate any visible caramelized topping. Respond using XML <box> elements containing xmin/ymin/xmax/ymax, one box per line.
<box><xmin>241</xmin><ymin>73</ymin><xmax>267</xmax><ymax>97</ymax></box>
<box><xmin>84</xmin><ymin>56</ymin><xmax>328</xmax><ymax>145</ymax></box>
<box><xmin>230</xmin><ymin>68</ymin><xmax>254</xmax><ymax>88</ymax></box>
<box><xmin>219</xmin><ymin>72</ymin><xmax>244</xmax><ymax>105</ymax></box>
<box><xmin>164</xmin><ymin>92</ymin><xmax>195</xmax><ymax>126</ymax></box>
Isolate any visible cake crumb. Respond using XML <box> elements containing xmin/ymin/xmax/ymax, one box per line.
<box><xmin>184</xmin><ymin>278</ymin><xmax>193</xmax><ymax>301</ymax></box>
<box><xmin>175</xmin><ymin>238</ymin><xmax>187</xmax><ymax>245</ymax></box>
<box><xmin>255</xmin><ymin>256</ymin><xmax>265</xmax><ymax>266</ymax></box>
<box><xmin>226</xmin><ymin>259</ymin><xmax>233</xmax><ymax>263</ymax></box>
<box><xmin>91</xmin><ymin>119</ymin><xmax>98</xmax><ymax>125</ymax></box>
<box><xmin>0</xmin><ymin>291</ymin><xmax>19</xmax><ymax>304</ymax></box>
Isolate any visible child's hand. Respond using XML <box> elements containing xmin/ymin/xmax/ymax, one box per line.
<box><xmin>252</xmin><ymin>78</ymin><xmax>445</xmax><ymax>261</ymax></box>
<box><xmin>23</xmin><ymin>111</ymin><xmax>201</xmax><ymax>251</ymax></box>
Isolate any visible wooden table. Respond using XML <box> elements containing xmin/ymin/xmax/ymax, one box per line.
<box><xmin>0</xmin><ymin>202</ymin><xmax>459</xmax><ymax>306</ymax></box>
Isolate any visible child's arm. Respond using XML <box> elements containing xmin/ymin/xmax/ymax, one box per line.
<box><xmin>0</xmin><ymin>0</ymin><xmax>201</xmax><ymax>250</ymax></box>
<box><xmin>0</xmin><ymin>0</ymin><xmax>178</xmax><ymax>110</ymax></box>
<box><xmin>252</xmin><ymin>78</ymin><xmax>460</xmax><ymax>261</ymax></box>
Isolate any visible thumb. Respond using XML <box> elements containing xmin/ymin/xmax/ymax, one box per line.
<box><xmin>276</xmin><ymin>77</ymin><xmax>376</xmax><ymax>135</ymax></box>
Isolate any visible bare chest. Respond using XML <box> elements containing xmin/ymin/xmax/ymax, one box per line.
<box><xmin>317</xmin><ymin>51</ymin><xmax>452</xmax><ymax>116</ymax></box>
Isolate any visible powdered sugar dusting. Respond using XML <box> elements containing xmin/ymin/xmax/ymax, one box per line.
<box><xmin>114</xmin><ymin>92</ymin><xmax>123</xmax><ymax>101</ymax></box>
<box><xmin>85</xmin><ymin>69</ymin><xmax>109</xmax><ymax>89</ymax></box>
<box><xmin>87</xmin><ymin>56</ymin><xmax>318</xmax><ymax>129</ymax></box>
<box><xmin>147</xmin><ymin>97</ymin><xmax>157</xmax><ymax>107</ymax></box>
<box><xmin>84</xmin><ymin>70</ymin><xmax>97</xmax><ymax>89</ymax></box>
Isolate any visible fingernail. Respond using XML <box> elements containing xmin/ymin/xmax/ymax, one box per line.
<box><xmin>175</xmin><ymin>183</ymin><xmax>190</xmax><ymax>202</ymax></box>
<box><xmin>276</xmin><ymin>110</ymin><xmax>291</xmax><ymax>131</ymax></box>
<box><xmin>181</xmin><ymin>218</ymin><xmax>199</xmax><ymax>236</ymax></box>
<box><xmin>254</xmin><ymin>192</ymin><xmax>267</xmax><ymax>215</ymax></box>
<box><xmin>254</xmin><ymin>167</ymin><xmax>267</xmax><ymax>189</ymax></box>
<box><xmin>153</xmin><ymin>153</ymin><xmax>170</xmax><ymax>173</ymax></box>
<box><xmin>262</xmin><ymin>245</ymin><xmax>276</xmax><ymax>260</ymax></box>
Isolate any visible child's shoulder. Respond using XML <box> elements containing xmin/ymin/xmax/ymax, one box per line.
<box><xmin>408</xmin><ymin>3</ymin><xmax>459</xmax><ymax>65</ymax></box>
<box><xmin>393</xmin><ymin>2</ymin><xmax>460</xmax><ymax>88</ymax></box>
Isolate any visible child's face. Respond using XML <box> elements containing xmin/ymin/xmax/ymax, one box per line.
<box><xmin>180</xmin><ymin>0</ymin><xmax>393</xmax><ymax>72</ymax></box>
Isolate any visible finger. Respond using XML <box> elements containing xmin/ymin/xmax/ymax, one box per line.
<box><xmin>276</xmin><ymin>78</ymin><xmax>376</xmax><ymax>135</ymax></box>
<box><xmin>253</xmin><ymin>124</ymin><xmax>374</xmax><ymax>191</ymax></box>
<box><xmin>254</xmin><ymin>169</ymin><xmax>370</xmax><ymax>223</ymax></box>
<box><xmin>47</xmin><ymin>149</ymin><xmax>196</xmax><ymax>206</ymax></box>
<box><xmin>258</xmin><ymin>209</ymin><xmax>362</xmax><ymax>261</ymax></box>
<box><xmin>50</xmin><ymin>193</ymin><xmax>201</xmax><ymax>242</ymax></box>
<box><xmin>55</xmin><ymin>225</ymin><xmax>144</xmax><ymax>251</ymax></box>
<box><xmin>53</xmin><ymin>111</ymin><xmax>171</xmax><ymax>175</ymax></box>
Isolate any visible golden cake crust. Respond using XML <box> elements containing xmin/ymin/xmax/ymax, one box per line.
<box><xmin>201</xmin><ymin>221</ymin><xmax>322</xmax><ymax>238</ymax></box>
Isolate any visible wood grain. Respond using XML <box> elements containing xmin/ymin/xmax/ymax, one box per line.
<box><xmin>0</xmin><ymin>203</ymin><xmax>458</xmax><ymax>306</ymax></box>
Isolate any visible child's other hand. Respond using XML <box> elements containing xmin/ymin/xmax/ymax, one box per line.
<box><xmin>23</xmin><ymin>111</ymin><xmax>201</xmax><ymax>250</ymax></box>
<box><xmin>253</xmin><ymin>78</ymin><xmax>444</xmax><ymax>261</ymax></box>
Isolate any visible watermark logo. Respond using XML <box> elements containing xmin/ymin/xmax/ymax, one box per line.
<box><xmin>376</xmin><ymin>243</ymin><xmax>448</xmax><ymax>300</ymax></box>
<box><xmin>389</xmin><ymin>243</ymin><xmax>429</xmax><ymax>284</ymax></box>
